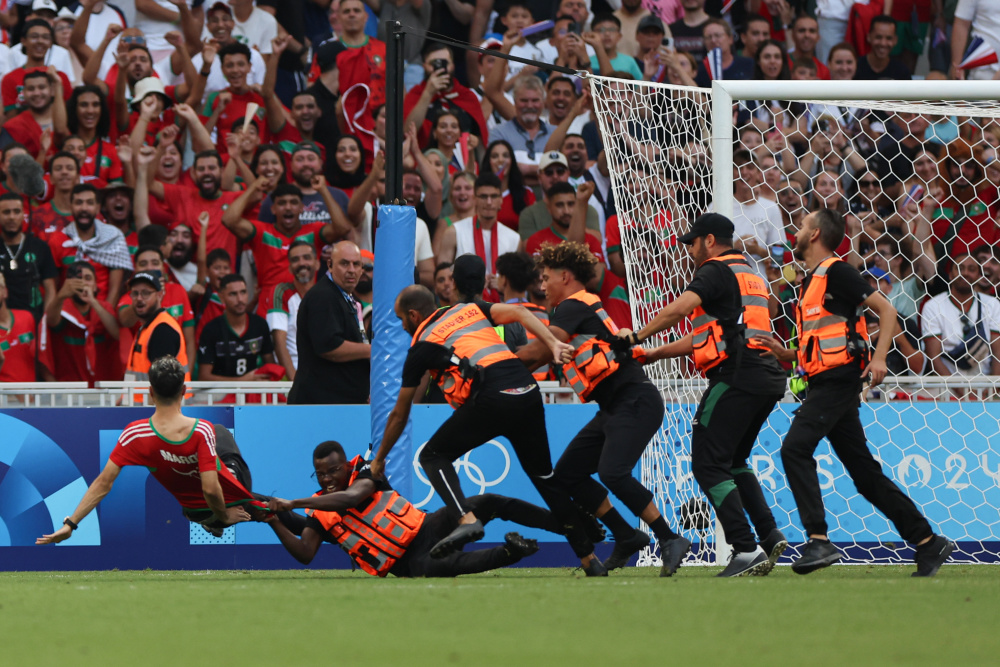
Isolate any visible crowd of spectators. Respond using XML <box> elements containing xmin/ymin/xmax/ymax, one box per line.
<box><xmin>0</xmin><ymin>0</ymin><xmax>998</xmax><ymax>403</ymax></box>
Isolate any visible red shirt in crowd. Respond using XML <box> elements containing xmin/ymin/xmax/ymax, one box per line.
<box><xmin>200</xmin><ymin>89</ymin><xmax>268</xmax><ymax>156</ymax></box>
<box><xmin>525</xmin><ymin>226</ymin><xmax>605</xmax><ymax>263</ymax></box>
<box><xmin>1</xmin><ymin>67</ymin><xmax>73</xmax><ymax>114</ymax></box>
<box><xmin>82</xmin><ymin>138</ymin><xmax>124</xmax><ymax>183</ymax></box>
<box><xmin>160</xmin><ymin>182</ymin><xmax>243</xmax><ymax>262</ymax></box>
<box><xmin>194</xmin><ymin>291</ymin><xmax>225</xmax><ymax>342</ymax></box>
<box><xmin>0</xmin><ymin>308</ymin><xmax>37</xmax><ymax>382</ymax></box>
<box><xmin>30</xmin><ymin>200</ymin><xmax>72</xmax><ymax>239</ymax></box>
<box><xmin>931</xmin><ymin>198</ymin><xmax>1000</xmax><ymax>259</ymax></box>
<box><xmin>47</xmin><ymin>297</ymin><xmax>120</xmax><ymax>384</ymax></box>
<box><xmin>3</xmin><ymin>110</ymin><xmax>56</xmax><ymax>161</ymax></box>
<box><xmin>595</xmin><ymin>268</ymin><xmax>633</xmax><ymax>331</ymax></box>
<box><xmin>109</xmin><ymin>418</ymin><xmax>254</xmax><ymax>510</ymax></box>
<box><xmin>46</xmin><ymin>230</ymin><xmax>124</xmax><ymax>302</ymax></box>
<box><xmin>245</xmin><ymin>220</ymin><xmax>327</xmax><ymax>297</ymax></box>
<box><xmin>498</xmin><ymin>187</ymin><xmax>535</xmax><ymax>231</ymax></box>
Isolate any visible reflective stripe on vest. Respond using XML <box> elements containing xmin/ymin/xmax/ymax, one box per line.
<box><xmin>413</xmin><ymin>303</ymin><xmax>519</xmax><ymax>409</ymax></box>
<box><xmin>306</xmin><ymin>456</ymin><xmax>426</xmax><ymax>577</ymax></box>
<box><xmin>524</xmin><ymin>303</ymin><xmax>553</xmax><ymax>381</ymax></box>
<box><xmin>562</xmin><ymin>290</ymin><xmax>621</xmax><ymax>401</ymax></box>
<box><xmin>795</xmin><ymin>257</ymin><xmax>870</xmax><ymax>378</ymax></box>
<box><xmin>689</xmin><ymin>254</ymin><xmax>773</xmax><ymax>374</ymax></box>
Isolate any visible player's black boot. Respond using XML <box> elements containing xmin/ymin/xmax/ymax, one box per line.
<box><xmin>504</xmin><ymin>532</ymin><xmax>539</xmax><ymax>559</ymax></box>
<box><xmin>791</xmin><ymin>538</ymin><xmax>842</xmax><ymax>574</ymax></box>
<box><xmin>430</xmin><ymin>519</ymin><xmax>485</xmax><ymax>559</ymax></box>
<box><xmin>758</xmin><ymin>527</ymin><xmax>789</xmax><ymax>575</ymax></box>
<box><xmin>582</xmin><ymin>556</ymin><xmax>608</xmax><ymax>577</ymax></box>
<box><xmin>658</xmin><ymin>536</ymin><xmax>692</xmax><ymax>577</ymax></box>
<box><xmin>603</xmin><ymin>530</ymin><xmax>650</xmax><ymax>570</ymax></box>
<box><xmin>912</xmin><ymin>534</ymin><xmax>954</xmax><ymax>577</ymax></box>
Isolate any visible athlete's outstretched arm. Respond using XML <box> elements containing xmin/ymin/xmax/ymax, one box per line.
<box><xmin>370</xmin><ymin>387</ymin><xmax>418</xmax><ymax>479</ymax></box>
<box><xmin>272</xmin><ymin>479</ymin><xmax>377</xmax><ymax>514</ymax></box>
<box><xmin>201</xmin><ymin>469</ymin><xmax>251</xmax><ymax>526</ymax></box>
<box><xmin>36</xmin><ymin>460</ymin><xmax>122</xmax><ymax>544</ymax></box>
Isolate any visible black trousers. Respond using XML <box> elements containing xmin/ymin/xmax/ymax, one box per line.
<box><xmin>781</xmin><ymin>378</ymin><xmax>933</xmax><ymax>543</ymax></box>
<box><xmin>691</xmin><ymin>382</ymin><xmax>781</xmax><ymax>553</ymax></box>
<box><xmin>395</xmin><ymin>493</ymin><xmax>559</xmax><ymax>577</ymax></box>
<box><xmin>555</xmin><ymin>380</ymin><xmax>663</xmax><ymax>517</ymax></box>
<box><xmin>419</xmin><ymin>388</ymin><xmax>594</xmax><ymax>558</ymax></box>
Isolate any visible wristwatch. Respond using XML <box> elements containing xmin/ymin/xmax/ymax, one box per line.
<box><xmin>63</xmin><ymin>517</ymin><xmax>79</xmax><ymax>531</ymax></box>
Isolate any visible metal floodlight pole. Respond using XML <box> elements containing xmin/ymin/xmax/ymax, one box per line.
<box><xmin>384</xmin><ymin>20</ymin><xmax>405</xmax><ymax>207</ymax></box>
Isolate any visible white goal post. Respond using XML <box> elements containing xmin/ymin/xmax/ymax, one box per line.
<box><xmin>588</xmin><ymin>74</ymin><xmax>1000</xmax><ymax>567</ymax></box>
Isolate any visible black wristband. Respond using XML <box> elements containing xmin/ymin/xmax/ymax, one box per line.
<box><xmin>200</xmin><ymin>68</ymin><xmax>212</xmax><ymax>77</ymax></box>
<box><xmin>629</xmin><ymin>332</ymin><xmax>641</xmax><ymax>346</ymax></box>
<box><xmin>63</xmin><ymin>517</ymin><xmax>79</xmax><ymax>530</ymax></box>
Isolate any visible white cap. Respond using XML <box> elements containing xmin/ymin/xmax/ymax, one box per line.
<box><xmin>56</xmin><ymin>7</ymin><xmax>78</xmax><ymax>21</ymax></box>
<box><xmin>130</xmin><ymin>77</ymin><xmax>173</xmax><ymax>110</ymax></box>
<box><xmin>538</xmin><ymin>151</ymin><xmax>568</xmax><ymax>172</ymax></box>
<box><xmin>31</xmin><ymin>0</ymin><xmax>59</xmax><ymax>14</ymax></box>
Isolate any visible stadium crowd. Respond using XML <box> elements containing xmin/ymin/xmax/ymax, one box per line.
<box><xmin>0</xmin><ymin>0</ymin><xmax>998</xmax><ymax>401</ymax></box>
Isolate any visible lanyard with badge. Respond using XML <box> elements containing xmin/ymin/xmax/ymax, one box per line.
<box><xmin>330</xmin><ymin>272</ymin><xmax>367</xmax><ymax>343</ymax></box>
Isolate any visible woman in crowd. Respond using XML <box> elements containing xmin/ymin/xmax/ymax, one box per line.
<box><xmin>66</xmin><ymin>85</ymin><xmax>124</xmax><ymax>185</ymax></box>
<box><xmin>423</xmin><ymin>148</ymin><xmax>452</xmax><ymax>211</ymax></box>
<box><xmin>434</xmin><ymin>171</ymin><xmax>475</xmax><ymax>255</ymax></box>
<box><xmin>327</xmin><ymin>134</ymin><xmax>367</xmax><ymax>197</ymax></box>
<box><xmin>240</xmin><ymin>143</ymin><xmax>287</xmax><ymax>220</ymax></box>
<box><xmin>741</xmin><ymin>40</ymin><xmax>793</xmax><ymax>132</ymax></box>
<box><xmin>827</xmin><ymin>42</ymin><xmax>858</xmax><ymax>81</ymax></box>
<box><xmin>479</xmin><ymin>139</ymin><xmax>534</xmax><ymax>230</ymax></box>
<box><xmin>430</xmin><ymin>111</ymin><xmax>479</xmax><ymax>174</ymax></box>
<box><xmin>146</xmin><ymin>127</ymin><xmax>191</xmax><ymax>227</ymax></box>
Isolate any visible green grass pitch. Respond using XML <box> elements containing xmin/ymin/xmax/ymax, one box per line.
<box><xmin>2</xmin><ymin>565</ymin><xmax>996</xmax><ymax>665</ymax></box>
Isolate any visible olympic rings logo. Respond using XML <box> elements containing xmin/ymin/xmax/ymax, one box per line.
<box><xmin>411</xmin><ymin>440</ymin><xmax>512</xmax><ymax>508</ymax></box>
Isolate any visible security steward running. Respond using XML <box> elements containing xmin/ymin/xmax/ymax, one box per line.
<box><xmin>267</xmin><ymin>440</ymin><xmax>552</xmax><ymax>577</ymax></box>
<box><xmin>628</xmin><ymin>213</ymin><xmax>788</xmax><ymax>578</ymax></box>
<box><xmin>370</xmin><ymin>258</ymin><xmax>607</xmax><ymax>575</ymax></box>
<box><xmin>517</xmin><ymin>241</ymin><xmax>691</xmax><ymax>577</ymax></box>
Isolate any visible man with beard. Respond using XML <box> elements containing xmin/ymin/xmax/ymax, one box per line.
<box><xmin>143</xmin><ymin>148</ymin><xmax>244</xmax><ymax>265</ymax></box>
<box><xmin>1</xmin><ymin>19</ymin><xmax>73</xmax><ymax>117</ymax></box>
<box><xmin>930</xmin><ymin>140</ymin><xmax>997</xmax><ymax>259</ymax></box>
<box><xmin>263</xmin><ymin>37</ymin><xmax>332</xmax><ymax>158</ymax></box>
<box><xmin>191</xmin><ymin>2</ymin><xmax>267</xmax><ymax>101</ymax></box>
<box><xmin>200</xmin><ymin>42</ymin><xmax>267</xmax><ymax>157</ymax></box>
<box><xmin>258</xmin><ymin>142</ymin><xmax>351</xmax><ymax>230</ymax></box>
<box><xmin>433</xmin><ymin>261</ymin><xmax>456</xmax><ymax>307</ymax></box>
<box><xmin>0</xmin><ymin>193</ymin><xmax>57</xmax><ymax>326</ymax></box>
<box><xmin>117</xmin><ymin>245</ymin><xmax>196</xmax><ymax>380</ymax></box>
<box><xmin>922</xmin><ymin>253</ymin><xmax>1000</xmax><ymax>381</ymax></box>
<box><xmin>526</xmin><ymin>182</ymin><xmax>604</xmax><ymax>262</ymax></box>
<box><xmin>197</xmin><ymin>274</ymin><xmax>275</xmax><ymax>383</ymax></box>
<box><xmin>49</xmin><ymin>184</ymin><xmax>132</xmax><ymax>305</ymax></box>
<box><xmin>562</xmin><ymin>134</ymin><xmax>589</xmax><ymax>187</ymax></box>
<box><xmin>0</xmin><ymin>67</ymin><xmax>67</xmax><ymax>161</ymax></box>
<box><xmin>974</xmin><ymin>245</ymin><xmax>1000</xmax><ymax>296</ymax></box>
<box><xmin>855</xmin><ymin>16</ymin><xmax>912</xmax><ymax>80</ymax></box>
<box><xmin>222</xmin><ymin>176</ymin><xmax>349</xmax><ymax>315</ymax></box>
<box><xmin>30</xmin><ymin>151</ymin><xmax>77</xmax><ymax>239</ymax></box>
<box><xmin>124</xmin><ymin>270</ymin><xmax>188</xmax><ymax>385</ymax></box>
<box><xmin>45</xmin><ymin>260</ymin><xmax>120</xmax><ymax>384</ymax></box>
<box><xmin>754</xmin><ymin>209</ymin><xmax>953</xmax><ymax>577</ymax></box>
<box><xmin>539</xmin><ymin>78</ymin><xmax>588</xmax><ymax>154</ymax></box>
<box><xmin>265</xmin><ymin>240</ymin><xmax>319</xmax><ymax>381</ymax></box>
<box><xmin>100</xmin><ymin>182</ymin><xmax>137</xmax><ymax>253</ymax></box>
<box><xmin>288</xmin><ymin>241</ymin><xmax>370</xmax><ymax>405</ymax></box>
<box><xmin>517</xmin><ymin>152</ymin><xmax>601</xmax><ymax>242</ymax></box>
<box><xmin>165</xmin><ymin>223</ymin><xmax>198</xmax><ymax>291</ymax></box>
<box><xmin>485</xmin><ymin>76</ymin><xmax>552</xmax><ymax>178</ymax></box>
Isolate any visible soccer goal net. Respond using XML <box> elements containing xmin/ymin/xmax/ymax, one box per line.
<box><xmin>588</xmin><ymin>75</ymin><xmax>1000</xmax><ymax>566</ymax></box>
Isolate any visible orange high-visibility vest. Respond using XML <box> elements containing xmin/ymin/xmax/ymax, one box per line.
<box><xmin>523</xmin><ymin>302</ymin><xmax>554</xmax><ymax>382</ymax></box>
<box><xmin>690</xmin><ymin>253</ymin><xmax>773</xmax><ymax>374</ymax></box>
<box><xmin>306</xmin><ymin>456</ymin><xmax>425</xmax><ymax>577</ymax></box>
<box><xmin>796</xmin><ymin>256</ymin><xmax>870</xmax><ymax>378</ymax></box>
<box><xmin>125</xmin><ymin>310</ymin><xmax>190</xmax><ymax>383</ymax></box>
<box><xmin>413</xmin><ymin>302</ymin><xmax>520</xmax><ymax>409</ymax></box>
<box><xmin>561</xmin><ymin>290</ymin><xmax>632</xmax><ymax>401</ymax></box>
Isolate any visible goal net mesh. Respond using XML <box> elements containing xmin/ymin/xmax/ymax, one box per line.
<box><xmin>588</xmin><ymin>74</ymin><xmax>1000</xmax><ymax>566</ymax></box>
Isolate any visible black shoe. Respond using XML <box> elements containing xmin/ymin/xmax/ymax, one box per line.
<box><xmin>430</xmin><ymin>519</ymin><xmax>485</xmax><ymax>559</ymax></box>
<box><xmin>503</xmin><ymin>532</ymin><xmax>539</xmax><ymax>560</ymax></box>
<box><xmin>580</xmin><ymin>512</ymin><xmax>607</xmax><ymax>544</ymax></box>
<box><xmin>603</xmin><ymin>530</ymin><xmax>651</xmax><ymax>570</ymax></box>
<box><xmin>912</xmin><ymin>535</ymin><xmax>954</xmax><ymax>577</ymax></box>
<box><xmin>583</xmin><ymin>557</ymin><xmax>608</xmax><ymax>577</ymax></box>
<box><xmin>659</xmin><ymin>536</ymin><xmax>692</xmax><ymax>577</ymax></box>
<box><xmin>717</xmin><ymin>546</ymin><xmax>769</xmax><ymax>577</ymax></box>
<box><xmin>758</xmin><ymin>528</ymin><xmax>789</xmax><ymax>575</ymax></box>
<box><xmin>791</xmin><ymin>538</ymin><xmax>842</xmax><ymax>574</ymax></box>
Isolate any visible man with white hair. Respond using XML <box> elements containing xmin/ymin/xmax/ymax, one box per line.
<box><xmin>489</xmin><ymin>76</ymin><xmax>553</xmax><ymax>178</ymax></box>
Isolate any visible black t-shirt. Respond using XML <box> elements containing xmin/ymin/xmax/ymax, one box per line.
<box><xmin>799</xmin><ymin>260</ymin><xmax>875</xmax><ymax>384</ymax></box>
<box><xmin>197</xmin><ymin>313</ymin><xmax>273</xmax><ymax>377</ymax></box>
<box><xmin>685</xmin><ymin>253</ymin><xmax>787</xmax><ymax>394</ymax></box>
<box><xmin>402</xmin><ymin>301</ymin><xmax>532</xmax><ymax>396</ymax></box>
<box><xmin>289</xmin><ymin>275</ymin><xmax>370</xmax><ymax>404</ymax></box>
<box><xmin>549</xmin><ymin>295</ymin><xmax>649</xmax><ymax>406</ymax></box>
<box><xmin>145</xmin><ymin>310</ymin><xmax>182</xmax><ymax>362</ymax></box>
<box><xmin>854</xmin><ymin>56</ymin><xmax>912</xmax><ymax>81</ymax></box>
<box><xmin>669</xmin><ymin>19</ymin><xmax>709</xmax><ymax>61</ymax></box>
<box><xmin>0</xmin><ymin>234</ymin><xmax>57</xmax><ymax>322</ymax></box>
<box><xmin>305</xmin><ymin>458</ymin><xmax>393</xmax><ymax>542</ymax></box>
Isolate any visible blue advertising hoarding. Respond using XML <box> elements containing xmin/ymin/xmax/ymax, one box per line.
<box><xmin>1</xmin><ymin>403</ymin><xmax>998</xmax><ymax>570</ymax></box>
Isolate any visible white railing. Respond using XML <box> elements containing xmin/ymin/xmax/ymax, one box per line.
<box><xmin>0</xmin><ymin>379</ymin><xmax>583</xmax><ymax>407</ymax></box>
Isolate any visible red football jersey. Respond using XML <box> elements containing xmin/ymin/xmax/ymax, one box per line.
<box><xmin>47</xmin><ymin>297</ymin><xmax>120</xmax><ymax>384</ymax></box>
<box><xmin>82</xmin><ymin>138</ymin><xmax>124</xmax><ymax>183</ymax></box>
<box><xmin>109</xmin><ymin>418</ymin><xmax>254</xmax><ymax>510</ymax></box>
<box><xmin>246</xmin><ymin>220</ymin><xmax>326</xmax><ymax>299</ymax></box>
<box><xmin>0</xmin><ymin>308</ymin><xmax>37</xmax><ymax>382</ymax></box>
<box><xmin>525</xmin><ymin>226</ymin><xmax>606</xmax><ymax>263</ymax></box>
<box><xmin>1</xmin><ymin>67</ymin><xmax>73</xmax><ymax>114</ymax></box>
<box><xmin>200</xmin><ymin>89</ymin><xmax>268</xmax><ymax>156</ymax></box>
<box><xmin>160</xmin><ymin>183</ymin><xmax>243</xmax><ymax>262</ymax></box>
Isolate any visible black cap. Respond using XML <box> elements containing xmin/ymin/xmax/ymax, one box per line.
<box><xmin>315</xmin><ymin>38</ymin><xmax>346</xmax><ymax>72</ymax></box>
<box><xmin>678</xmin><ymin>213</ymin><xmax>735</xmax><ymax>245</ymax></box>
<box><xmin>637</xmin><ymin>15</ymin><xmax>665</xmax><ymax>33</ymax></box>
<box><xmin>128</xmin><ymin>270</ymin><xmax>163</xmax><ymax>290</ymax></box>
<box><xmin>452</xmin><ymin>254</ymin><xmax>486</xmax><ymax>299</ymax></box>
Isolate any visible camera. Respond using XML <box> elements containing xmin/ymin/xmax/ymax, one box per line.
<box><xmin>662</xmin><ymin>36</ymin><xmax>674</xmax><ymax>50</ymax></box>
<box><xmin>430</xmin><ymin>58</ymin><xmax>448</xmax><ymax>73</ymax></box>
<box><xmin>567</xmin><ymin>21</ymin><xmax>582</xmax><ymax>35</ymax></box>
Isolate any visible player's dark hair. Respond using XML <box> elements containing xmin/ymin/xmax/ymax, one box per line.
<box><xmin>495</xmin><ymin>251</ymin><xmax>538</xmax><ymax>293</ymax></box>
<box><xmin>22</xmin><ymin>69</ymin><xmax>50</xmax><ymax>86</ymax></box>
<box><xmin>434</xmin><ymin>261</ymin><xmax>452</xmax><ymax>278</ymax></box>
<box><xmin>271</xmin><ymin>183</ymin><xmax>303</xmax><ymax>201</ymax></box>
<box><xmin>71</xmin><ymin>183</ymin><xmax>99</xmax><ymax>199</ymax></box>
<box><xmin>288</xmin><ymin>238</ymin><xmax>315</xmax><ymax>257</ymax></box>
<box><xmin>135</xmin><ymin>244</ymin><xmax>164</xmax><ymax>261</ymax></box>
<box><xmin>868</xmin><ymin>15</ymin><xmax>897</xmax><ymax>35</ymax></box>
<box><xmin>591</xmin><ymin>13</ymin><xmax>620</xmax><ymax>30</ymax></box>
<box><xmin>194</xmin><ymin>150</ymin><xmax>223</xmax><ymax>170</ymax></box>
<box><xmin>138</xmin><ymin>224</ymin><xmax>169</xmax><ymax>248</ymax></box>
<box><xmin>546</xmin><ymin>181</ymin><xmax>576</xmax><ymax>199</ymax></box>
<box><xmin>219</xmin><ymin>41</ymin><xmax>252</xmax><ymax>65</ymax></box>
<box><xmin>536</xmin><ymin>240</ymin><xmax>597</xmax><ymax>284</ymax></box>
<box><xmin>474</xmin><ymin>171</ymin><xmax>503</xmax><ymax>192</ymax></box>
<box><xmin>812</xmin><ymin>208</ymin><xmax>846</xmax><ymax>251</ymax></box>
<box><xmin>421</xmin><ymin>41</ymin><xmax>451</xmax><ymax>61</ymax></box>
<box><xmin>148</xmin><ymin>355</ymin><xmax>186</xmax><ymax>402</ymax></box>
<box><xmin>23</xmin><ymin>18</ymin><xmax>54</xmax><ymax>42</ymax></box>
<box><xmin>207</xmin><ymin>248</ymin><xmax>231</xmax><ymax>267</ymax></box>
<box><xmin>0</xmin><ymin>192</ymin><xmax>23</xmax><ymax>205</ymax></box>
<box><xmin>397</xmin><ymin>284</ymin><xmax>438</xmax><ymax>319</ymax></box>
<box><xmin>67</xmin><ymin>85</ymin><xmax>111</xmax><ymax>138</ymax></box>
<box><xmin>313</xmin><ymin>440</ymin><xmax>346</xmax><ymax>461</ymax></box>
<box><xmin>220</xmin><ymin>273</ymin><xmax>246</xmax><ymax>290</ymax></box>
<box><xmin>50</xmin><ymin>151</ymin><xmax>79</xmax><ymax>171</ymax></box>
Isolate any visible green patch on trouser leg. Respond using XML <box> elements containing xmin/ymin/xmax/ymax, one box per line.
<box><xmin>707</xmin><ymin>479</ymin><xmax>737</xmax><ymax>508</ymax></box>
